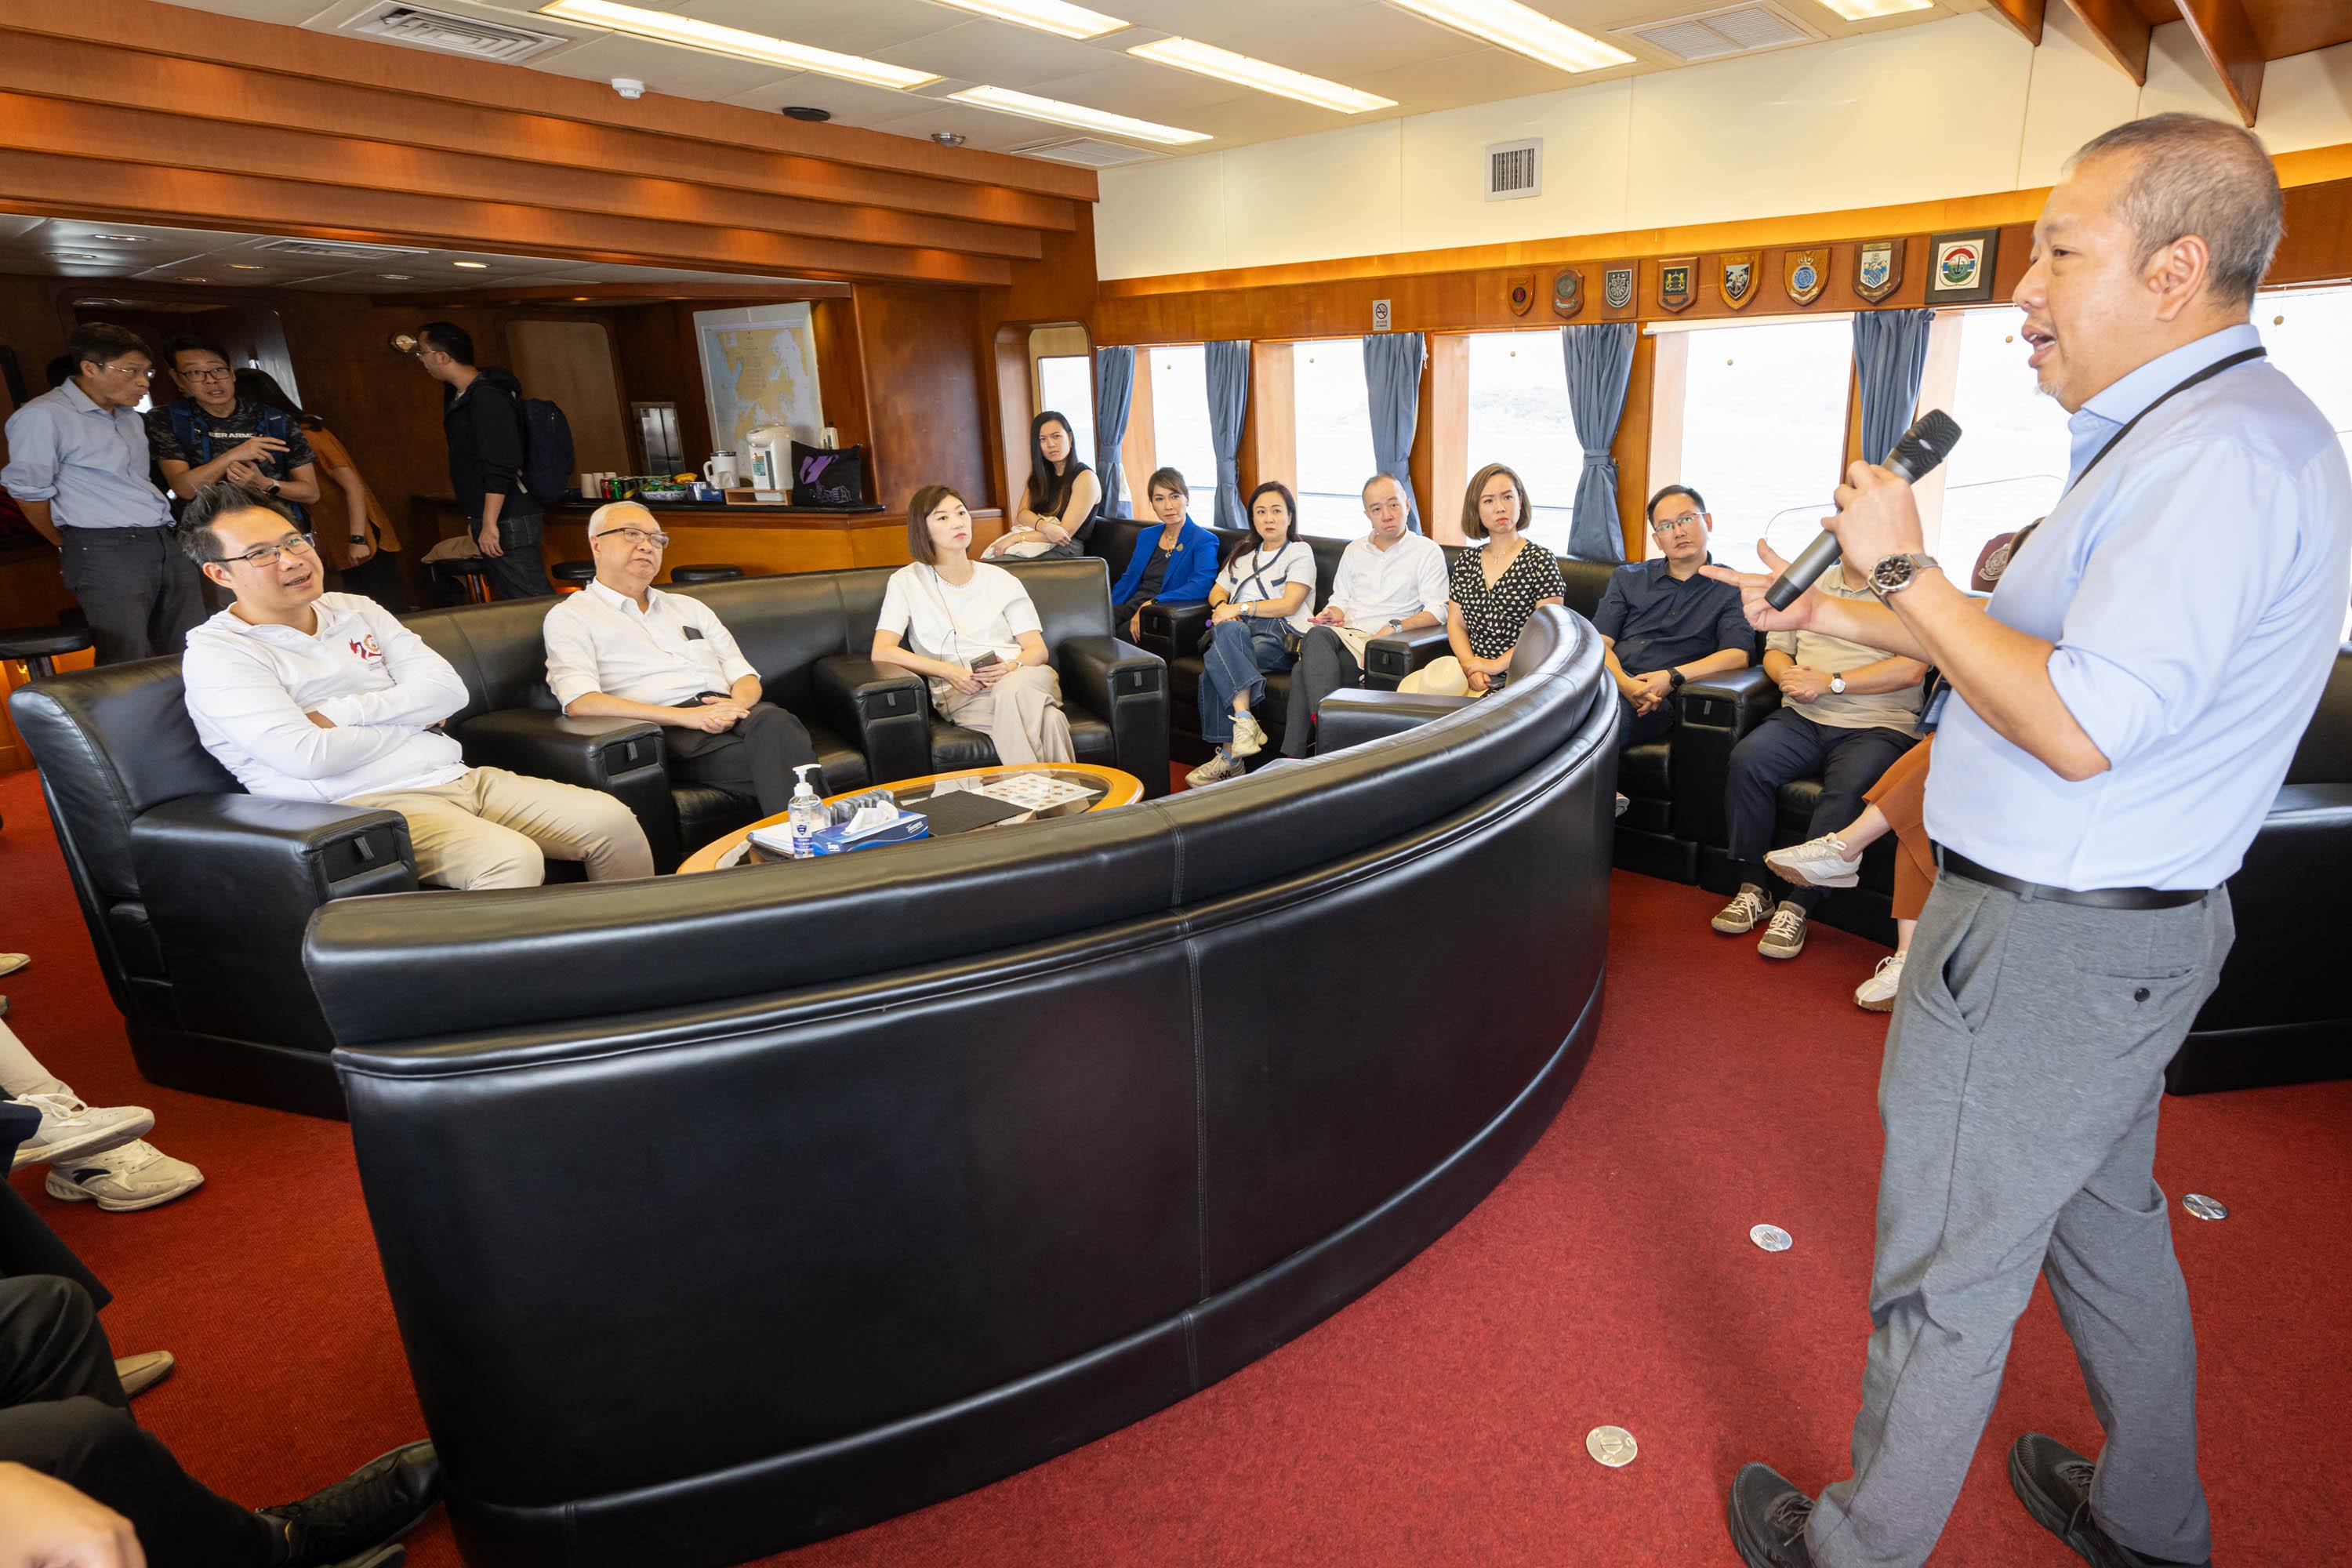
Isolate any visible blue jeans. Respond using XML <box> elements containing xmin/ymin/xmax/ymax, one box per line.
<box><xmin>1199</xmin><ymin>618</ymin><xmax>1296</xmax><ymax>745</ymax></box>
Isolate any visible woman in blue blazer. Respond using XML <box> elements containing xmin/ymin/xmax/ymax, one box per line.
<box><xmin>1109</xmin><ymin>466</ymin><xmax>1220</xmax><ymax>641</ymax></box>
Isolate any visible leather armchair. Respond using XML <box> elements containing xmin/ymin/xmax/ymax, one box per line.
<box><xmin>455</xmin><ymin>710</ymin><xmax>679</xmax><ymax>871</ymax></box>
<box><xmin>1058</xmin><ymin>634</ymin><xmax>1168</xmax><ymax>792</ymax></box>
<box><xmin>811</xmin><ymin>656</ymin><xmax>930</xmax><ymax>788</ymax></box>
<box><xmin>1363</xmin><ymin>622</ymin><xmax>1454</xmax><ymax>690</ymax></box>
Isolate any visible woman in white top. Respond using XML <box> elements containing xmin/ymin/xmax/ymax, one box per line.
<box><xmin>983</xmin><ymin>410</ymin><xmax>1102</xmax><ymax>561</ymax></box>
<box><xmin>873</xmin><ymin>484</ymin><xmax>1075</xmax><ymax>765</ymax></box>
<box><xmin>1185</xmin><ymin>481</ymin><xmax>1317</xmax><ymax>787</ymax></box>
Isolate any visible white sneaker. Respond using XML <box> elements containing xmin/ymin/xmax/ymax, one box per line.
<box><xmin>45</xmin><ymin>1141</ymin><xmax>205</xmax><ymax>1212</ymax></box>
<box><xmin>1229</xmin><ymin>712</ymin><xmax>1268</xmax><ymax>759</ymax></box>
<box><xmin>1766</xmin><ymin>833</ymin><xmax>1863</xmax><ymax>890</ymax></box>
<box><xmin>1856</xmin><ymin>952</ymin><xmax>1907</xmax><ymax>1012</ymax></box>
<box><xmin>9</xmin><ymin>1094</ymin><xmax>154</xmax><ymax>1174</ymax></box>
<box><xmin>1185</xmin><ymin>750</ymin><xmax>1246</xmax><ymax>788</ymax></box>
<box><xmin>1711</xmin><ymin>884</ymin><xmax>1773</xmax><ymax>935</ymax></box>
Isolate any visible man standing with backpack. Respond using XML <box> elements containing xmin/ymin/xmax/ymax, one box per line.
<box><xmin>415</xmin><ymin>321</ymin><xmax>554</xmax><ymax>600</ymax></box>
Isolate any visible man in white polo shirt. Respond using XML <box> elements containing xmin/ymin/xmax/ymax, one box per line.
<box><xmin>542</xmin><ymin>502</ymin><xmax>824</xmax><ymax>815</ymax></box>
<box><xmin>177</xmin><ymin>484</ymin><xmax>652</xmax><ymax>891</ymax></box>
<box><xmin>1278</xmin><ymin>473</ymin><xmax>1450</xmax><ymax>758</ymax></box>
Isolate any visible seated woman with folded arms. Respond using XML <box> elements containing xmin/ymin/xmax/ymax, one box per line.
<box><xmin>873</xmin><ymin>484</ymin><xmax>1074</xmax><ymax>765</ymax></box>
<box><xmin>1401</xmin><ymin>463</ymin><xmax>1566</xmax><ymax>696</ymax></box>
<box><xmin>1108</xmin><ymin>467</ymin><xmax>1220</xmax><ymax>642</ymax></box>
<box><xmin>984</xmin><ymin>410</ymin><xmax>1101</xmax><ymax>561</ymax></box>
<box><xmin>1185</xmin><ymin>481</ymin><xmax>1318</xmax><ymax>787</ymax></box>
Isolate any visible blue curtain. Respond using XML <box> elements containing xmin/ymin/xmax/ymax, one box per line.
<box><xmin>1853</xmin><ymin>308</ymin><xmax>1935</xmax><ymax>467</ymax></box>
<box><xmin>1205</xmin><ymin>339</ymin><xmax>1250</xmax><ymax>531</ymax></box>
<box><xmin>1560</xmin><ymin>323</ymin><xmax>1637</xmax><ymax>563</ymax></box>
<box><xmin>1093</xmin><ymin>346</ymin><xmax>1134</xmax><ymax>518</ymax></box>
<box><xmin>1361</xmin><ymin>332</ymin><xmax>1426</xmax><ymax>532</ymax></box>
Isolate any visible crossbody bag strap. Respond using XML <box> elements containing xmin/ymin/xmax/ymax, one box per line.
<box><xmin>2061</xmin><ymin>346</ymin><xmax>2266</xmax><ymax>502</ymax></box>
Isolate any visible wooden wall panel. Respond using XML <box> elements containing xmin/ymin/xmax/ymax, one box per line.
<box><xmin>1612</xmin><ymin>332</ymin><xmax>1661</xmax><ymax>562</ymax></box>
<box><xmin>856</xmin><ymin>286</ymin><xmax>989</xmax><ymax>514</ymax></box>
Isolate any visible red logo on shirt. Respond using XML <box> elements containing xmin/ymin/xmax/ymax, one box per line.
<box><xmin>349</xmin><ymin>634</ymin><xmax>383</xmax><ymax>662</ymax></box>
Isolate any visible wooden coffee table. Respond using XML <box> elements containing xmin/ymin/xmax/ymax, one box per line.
<box><xmin>678</xmin><ymin>761</ymin><xmax>1144</xmax><ymax>873</ymax></box>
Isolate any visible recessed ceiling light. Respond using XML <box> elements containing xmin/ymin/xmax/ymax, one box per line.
<box><xmin>452</xmin><ymin>261</ymin><xmax>491</xmax><ymax>269</ymax></box>
<box><xmin>537</xmin><ymin>0</ymin><xmax>940</xmax><ymax>90</ymax></box>
<box><xmin>1127</xmin><ymin>37</ymin><xmax>1396</xmax><ymax>113</ymax></box>
<box><xmin>180</xmin><ymin>276</ymin><xmax>212</xmax><ymax>283</ymax></box>
<box><xmin>932</xmin><ymin>131</ymin><xmax>967</xmax><ymax>146</ymax></box>
<box><xmin>87</xmin><ymin>234</ymin><xmax>148</xmax><ymax>243</ymax></box>
<box><xmin>926</xmin><ymin>0</ymin><xmax>1127</xmax><ymax>41</ymax></box>
<box><xmin>379</xmin><ymin>272</ymin><xmax>413</xmax><ymax>280</ymax></box>
<box><xmin>55</xmin><ymin>252</ymin><xmax>106</xmax><ymax>262</ymax></box>
<box><xmin>228</xmin><ymin>263</ymin><xmax>265</xmax><ymax>270</ymax></box>
<box><xmin>1813</xmin><ymin>0</ymin><xmax>1930</xmax><ymax>15</ymax></box>
<box><xmin>1382</xmin><ymin>0</ymin><xmax>1635</xmax><ymax>72</ymax></box>
<box><xmin>947</xmin><ymin>85</ymin><xmax>1209</xmax><ymax>145</ymax></box>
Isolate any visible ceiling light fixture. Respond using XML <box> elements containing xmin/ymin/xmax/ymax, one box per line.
<box><xmin>537</xmin><ymin>0</ymin><xmax>940</xmax><ymax>90</ymax></box>
<box><xmin>927</xmin><ymin>0</ymin><xmax>1127</xmax><ymax>41</ymax></box>
<box><xmin>947</xmin><ymin>85</ymin><xmax>1209</xmax><ymax>145</ymax></box>
<box><xmin>55</xmin><ymin>252</ymin><xmax>106</xmax><ymax>262</ymax></box>
<box><xmin>1127</xmin><ymin>37</ymin><xmax>1396</xmax><ymax>112</ymax></box>
<box><xmin>1812</xmin><ymin>0</ymin><xmax>1931</xmax><ymax>16</ymax></box>
<box><xmin>87</xmin><ymin>234</ymin><xmax>148</xmax><ymax>243</ymax></box>
<box><xmin>1382</xmin><ymin>0</ymin><xmax>1635</xmax><ymax>72</ymax></box>
<box><xmin>228</xmin><ymin>263</ymin><xmax>264</xmax><ymax>270</ymax></box>
<box><xmin>452</xmin><ymin>261</ymin><xmax>491</xmax><ymax>269</ymax></box>
<box><xmin>379</xmin><ymin>273</ymin><xmax>413</xmax><ymax>280</ymax></box>
<box><xmin>180</xmin><ymin>276</ymin><xmax>212</xmax><ymax>283</ymax></box>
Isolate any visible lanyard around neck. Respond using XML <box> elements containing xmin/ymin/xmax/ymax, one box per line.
<box><xmin>2063</xmin><ymin>347</ymin><xmax>2265</xmax><ymax>502</ymax></box>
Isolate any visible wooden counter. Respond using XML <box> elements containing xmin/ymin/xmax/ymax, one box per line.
<box><xmin>412</xmin><ymin>497</ymin><xmax>1009</xmax><ymax>578</ymax></box>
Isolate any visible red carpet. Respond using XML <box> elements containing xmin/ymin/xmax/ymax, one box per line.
<box><xmin>5</xmin><ymin>762</ymin><xmax>2348</xmax><ymax>1566</ymax></box>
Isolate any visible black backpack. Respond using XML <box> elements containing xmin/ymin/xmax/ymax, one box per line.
<box><xmin>517</xmin><ymin>395</ymin><xmax>575</xmax><ymax>506</ymax></box>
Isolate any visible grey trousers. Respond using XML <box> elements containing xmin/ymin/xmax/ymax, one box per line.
<box><xmin>1280</xmin><ymin>625</ymin><xmax>1363</xmax><ymax>757</ymax></box>
<box><xmin>1806</xmin><ymin>871</ymin><xmax>2233</xmax><ymax>1568</ymax></box>
<box><xmin>56</xmin><ymin>526</ymin><xmax>206</xmax><ymax>665</ymax></box>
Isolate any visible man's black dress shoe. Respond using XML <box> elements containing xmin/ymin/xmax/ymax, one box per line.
<box><xmin>260</xmin><ymin>1440</ymin><xmax>440</xmax><ymax>1568</ymax></box>
<box><xmin>1728</xmin><ymin>1461</ymin><xmax>1820</xmax><ymax>1567</ymax></box>
<box><xmin>2007</xmin><ymin>1433</ymin><xmax>2212</xmax><ymax>1568</ymax></box>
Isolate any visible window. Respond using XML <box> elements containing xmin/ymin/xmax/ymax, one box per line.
<box><xmin>1290</xmin><ymin>338</ymin><xmax>1374</xmax><ymax>537</ymax></box>
<box><xmin>2259</xmin><ymin>284</ymin><xmax>2352</xmax><ymax>634</ymax></box>
<box><xmin>1035</xmin><ymin>354</ymin><xmax>1096</xmax><ymax>472</ymax></box>
<box><xmin>1148</xmin><ymin>343</ymin><xmax>1218</xmax><ymax>526</ymax></box>
<box><xmin>1935</xmin><ymin>306</ymin><xmax>2071</xmax><ymax>582</ymax></box>
<box><xmin>1673</xmin><ymin>318</ymin><xmax>1853</xmax><ymax>573</ymax></box>
<box><xmin>1466</xmin><ymin>331</ymin><xmax>1577</xmax><ymax>551</ymax></box>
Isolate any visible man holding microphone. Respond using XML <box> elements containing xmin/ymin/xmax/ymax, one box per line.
<box><xmin>1711</xmin><ymin>114</ymin><xmax>2350</xmax><ymax>1568</ymax></box>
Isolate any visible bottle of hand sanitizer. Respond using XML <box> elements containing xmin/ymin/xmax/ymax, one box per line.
<box><xmin>787</xmin><ymin>764</ymin><xmax>825</xmax><ymax>859</ymax></box>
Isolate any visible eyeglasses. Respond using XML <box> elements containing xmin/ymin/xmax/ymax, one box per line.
<box><xmin>178</xmin><ymin>366</ymin><xmax>234</xmax><ymax>382</ymax></box>
<box><xmin>1651</xmin><ymin>511</ymin><xmax>1704</xmax><ymax>535</ymax></box>
<box><xmin>100</xmin><ymin>362</ymin><xmax>154</xmax><ymax>379</ymax></box>
<box><xmin>592</xmin><ymin>527</ymin><xmax>671</xmax><ymax>549</ymax></box>
<box><xmin>216</xmin><ymin>532</ymin><xmax>318</xmax><ymax>568</ymax></box>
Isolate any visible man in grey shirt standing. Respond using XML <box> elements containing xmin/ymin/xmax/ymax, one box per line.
<box><xmin>1</xmin><ymin>324</ymin><xmax>206</xmax><ymax>665</ymax></box>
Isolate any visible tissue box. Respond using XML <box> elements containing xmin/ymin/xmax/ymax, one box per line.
<box><xmin>752</xmin><ymin>812</ymin><xmax>929</xmax><ymax>857</ymax></box>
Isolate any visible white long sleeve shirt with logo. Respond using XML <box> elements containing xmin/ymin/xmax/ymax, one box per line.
<box><xmin>181</xmin><ymin>593</ymin><xmax>471</xmax><ymax>803</ymax></box>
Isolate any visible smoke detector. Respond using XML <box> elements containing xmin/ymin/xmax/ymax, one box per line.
<box><xmin>611</xmin><ymin>77</ymin><xmax>645</xmax><ymax>100</ymax></box>
<box><xmin>932</xmin><ymin>131</ymin><xmax>967</xmax><ymax>147</ymax></box>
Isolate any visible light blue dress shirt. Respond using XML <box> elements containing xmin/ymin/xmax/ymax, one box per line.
<box><xmin>0</xmin><ymin>380</ymin><xmax>174</xmax><ymax>530</ymax></box>
<box><xmin>1925</xmin><ymin>323</ymin><xmax>2352</xmax><ymax>890</ymax></box>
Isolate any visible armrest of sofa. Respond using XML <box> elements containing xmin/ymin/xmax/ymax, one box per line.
<box><xmin>131</xmin><ymin>794</ymin><xmax>415</xmax><ymax>1051</ymax></box>
<box><xmin>1669</xmin><ymin>664</ymin><xmax>1778</xmax><ymax>849</ymax></box>
<box><xmin>1059</xmin><ymin>635</ymin><xmax>1171</xmax><ymax>798</ymax></box>
<box><xmin>1312</xmin><ymin>688</ymin><xmax>1476</xmax><ymax>755</ymax></box>
<box><xmin>1364</xmin><ymin>623</ymin><xmax>1455</xmax><ymax>691</ymax></box>
<box><xmin>455</xmin><ymin>709</ymin><xmax>681</xmax><ymax>872</ymax></box>
<box><xmin>1138</xmin><ymin>601</ymin><xmax>1210</xmax><ymax>663</ymax></box>
<box><xmin>813</xmin><ymin>655</ymin><xmax>931</xmax><ymax>788</ymax></box>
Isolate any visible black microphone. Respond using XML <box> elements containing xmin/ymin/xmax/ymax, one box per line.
<box><xmin>1765</xmin><ymin>408</ymin><xmax>1963</xmax><ymax>609</ymax></box>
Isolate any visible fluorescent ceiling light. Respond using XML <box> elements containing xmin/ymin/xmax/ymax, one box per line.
<box><xmin>1127</xmin><ymin>38</ymin><xmax>1396</xmax><ymax>113</ymax></box>
<box><xmin>452</xmin><ymin>260</ymin><xmax>490</xmax><ymax>269</ymax></box>
<box><xmin>537</xmin><ymin>0</ymin><xmax>940</xmax><ymax>90</ymax></box>
<box><xmin>928</xmin><ymin>0</ymin><xmax>1128</xmax><ymax>40</ymax></box>
<box><xmin>1383</xmin><ymin>0</ymin><xmax>1636</xmax><ymax>72</ymax></box>
<box><xmin>1812</xmin><ymin>0</ymin><xmax>1931</xmax><ymax>16</ymax></box>
<box><xmin>948</xmin><ymin>85</ymin><xmax>1210</xmax><ymax>144</ymax></box>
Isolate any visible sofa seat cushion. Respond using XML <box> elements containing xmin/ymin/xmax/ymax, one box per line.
<box><xmin>1621</xmin><ymin>741</ymin><xmax>1672</xmax><ymax>799</ymax></box>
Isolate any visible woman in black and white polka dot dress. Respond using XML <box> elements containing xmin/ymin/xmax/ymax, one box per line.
<box><xmin>1403</xmin><ymin>463</ymin><xmax>1566</xmax><ymax>695</ymax></box>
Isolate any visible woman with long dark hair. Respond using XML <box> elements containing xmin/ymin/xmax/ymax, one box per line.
<box><xmin>1185</xmin><ymin>481</ymin><xmax>1317</xmax><ymax>786</ymax></box>
<box><xmin>234</xmin><ymin>368</ymin><xmax>408</xmax><ymax>608</ymax></box>
<box><xmin>984</xmin><ymin>410</ymin><xmax>1100</xmax><ymax>561</ymax></box>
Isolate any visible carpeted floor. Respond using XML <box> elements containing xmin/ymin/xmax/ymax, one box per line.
<box><xmin>5</xmin><ymin>761</ymin><xmax>2347</xmax><ymax>1566</ymax></box>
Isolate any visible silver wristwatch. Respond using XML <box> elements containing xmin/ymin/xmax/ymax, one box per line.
<box><xmin>1829</xmin><ymin>673</ymin><xmax>1846</xmax><ymax>695</ymax></box>
<box><xmin>1868</xmin><ymin>553</ymin><xmax>1939</xmax><ymax>603</ymax></box>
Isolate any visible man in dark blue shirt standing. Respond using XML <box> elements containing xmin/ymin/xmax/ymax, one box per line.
<box><xmin>1591</xmin><ymin>483</ymin><xmax>1755</xmax><ymax>747</ymax></box>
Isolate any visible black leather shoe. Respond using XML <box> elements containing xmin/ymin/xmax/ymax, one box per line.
<box><xmin>260</xmin><ymin>1440</ymin><xmax>439</xmax><ymax>1568</ymax></box>
<box><xmin>2007</xmin><ymin>1434</ymin><xmax>2211</xmax><ymax>1567</ymax></box>
<box><xmin>1727</xmin><ymin>1462</ymin><xmax>1820</xmax><ymax>1567</ymax></box>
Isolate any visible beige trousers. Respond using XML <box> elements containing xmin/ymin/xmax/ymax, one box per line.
<box><xmin>933</xmin><ymin>663</ymin><xmax>1075</xmax><ymax>765</ymax></box>
<box><xmin>346</xmin><ymin>766</ymin><xmax>655</xmax><ymax>890</ymax></box>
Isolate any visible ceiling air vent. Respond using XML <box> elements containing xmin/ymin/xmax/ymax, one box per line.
<box><xmin>1485</xmin><ymin>138</ymin><xmax>1541</xmax><ymax>202</ymax></box>
<box><xmin>256</xmin><ymin>239</ymin><xmax>433</xmax><ymax>260</ymax></box>
<box><xmin>1011</xmin><ymin>137</ymin><xmax>1167</xmax><ymax>169</ymax></box>
<box><xmin>1616</xmin><ymin>2</ymin><xmax>1820</xmax><ymax>64</ymax></box>
<box><xmin>342</xmin><ymin>4</ymin><xmax>567</xmax><ymax>63</ymax></box>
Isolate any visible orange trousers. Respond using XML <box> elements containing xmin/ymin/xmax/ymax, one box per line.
<box><xmin>1862</xmin><ymin>734</ymin><xmax>1936</xmax><ymax>924</ymax></box>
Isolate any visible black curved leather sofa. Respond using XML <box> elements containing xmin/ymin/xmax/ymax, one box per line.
<box><xmin>7</xmin><ymin>558</ymin><xmax>1166</xmax><ymax>1117</ymax></box>
<box><xmin>314</xmin><ymin>605</ymin><xmax>1617</xmax><ymax>1566</ymax></box>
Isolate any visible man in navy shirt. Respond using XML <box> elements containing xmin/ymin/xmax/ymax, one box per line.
<box><xmin>1591</xmin><ymin>483</ymin><xmax>1755</xmax><ymax>748</ymax></box>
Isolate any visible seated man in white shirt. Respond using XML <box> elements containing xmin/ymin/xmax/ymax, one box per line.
<box><xmin>1278</xmin><ymin>473</ymin><xmax>1450</xmax><ymax>758</ymax></box>
<box><xmin>177</xmin><ymin>483</ymin><xmax>652</xmax><ymax>891</ymax></box>
<box><xmin>542</xmin><ymin>503</ymin><xmax>823</xmax><ymax>815</ymax></box>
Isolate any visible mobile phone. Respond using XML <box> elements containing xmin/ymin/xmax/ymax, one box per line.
<box><xmin>969</xmin><ymin>652</ymin><xmax>1002</xmax><ymax>670</ymax></box>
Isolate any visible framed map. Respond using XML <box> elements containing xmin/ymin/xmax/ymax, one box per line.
<box><xmin>693</xmin><ymin>304</ymin><xmax>825</xmax><ymax>463</ymax></box>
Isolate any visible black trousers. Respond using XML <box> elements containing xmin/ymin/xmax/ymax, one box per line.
<box><xmin>56</xmin><ymin>527</ymin><xmax>208</xmax><ymax>666</ymax></box>
<box><xmin>1726</xmin><ymin>706</ymin><xmax>1917</xmax><ymax>913</ymax></box>
<box><xmin>1615</xmin><ymin>690</ymin><xmax>1677</xmax><ymax>750</ymax></box>
<box><xmin>666</xmin><ymin>702</ymin><xmax>823</xmax><ymax>815</ymax></box>
<box><xmin>335</xmin><ymin>549</ymin><xmax>410</xmax><ymax>612</ymax></box>
<box><xmin>1279</xmin><ymin>626</ymin><xmax>1364</xmax><ymax>758</ymax></box>
<box><xmin>478</xmin><ymin>510</ymin><xmax>553</xmax><ymax>601</ymax></box>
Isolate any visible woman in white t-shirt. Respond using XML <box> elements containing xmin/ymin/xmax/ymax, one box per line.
<box><xmin>1185</xmin><ymin>481</ymin><xmax>1317</xmax><ymax>787</ymax></box>
<box><xmin>873</xmin><ymin>484</ymin><xmax>1075</xmax><ymax>765</ymax></box>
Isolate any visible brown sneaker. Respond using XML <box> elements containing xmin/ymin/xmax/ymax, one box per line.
<box><xmin>1758</xmin><ymin>901</ymin><xmax>1809</xmax><ymax>960</ymax></box>
<box><xmin>1712</xmin><ymin>884</ymin><xmax>1773</xmax><ymax>935</ymax></box>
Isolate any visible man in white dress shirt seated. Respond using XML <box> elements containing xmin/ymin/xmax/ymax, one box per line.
<box><xmin>1278</xmin><ymin>473</ymin><xmax>1450</xmax><ymax>758</ymax></box>
<box><xmin>542</xmin><ymin>502</ymin><xmax>824</xmax><ymax>815</ymax></box>
<box><xmin>177</xmin><ymin>483</ymin><xmax>652</xmax><ymax>890</ymax></box>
